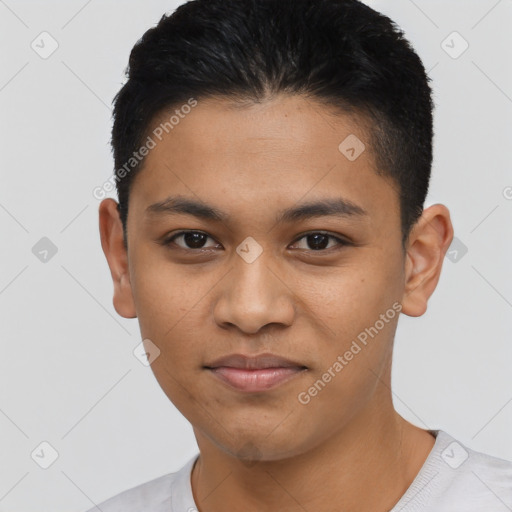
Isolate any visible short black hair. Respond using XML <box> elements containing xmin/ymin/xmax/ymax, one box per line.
<box><xmin>111</xmin><ymin>0</ymin><xmax>434</xmax><ymax>249</ymax></box>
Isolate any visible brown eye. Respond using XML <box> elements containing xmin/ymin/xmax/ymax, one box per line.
<box><xmin>291</xmin><ymin>232</ymin><xmax>349</xmax><ymax>251</ymax></box>
<box><xmin>165</xmin><ymin>231</ymin><xmax>219</xmax><ymax>250</ymax></box>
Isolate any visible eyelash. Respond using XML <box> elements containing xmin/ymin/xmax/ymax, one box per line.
<box><xmin>162</xmin><ymin>230</ymin><xmax>351</xmax><ymax>253</ymax></box>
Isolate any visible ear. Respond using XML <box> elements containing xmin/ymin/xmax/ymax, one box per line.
<box><xmin>98</xmin><ymin>198</ymin><xmax>137</xmax><ymax>319</ymax></box>
<box><xmin>401</xmin><ymin>204</ymin><xmax>454</xmax><ymax>317</ymax></box>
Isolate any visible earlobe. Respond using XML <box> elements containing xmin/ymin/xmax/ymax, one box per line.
<box><xmin>98</xmin><ymin>198</ymin><xmax>137</xmax><ymax>319</ymax></box>
<box><xmin>401</xmin><ymin>204</ymin><xmax>454</xmax><ymax>317</ymax></box>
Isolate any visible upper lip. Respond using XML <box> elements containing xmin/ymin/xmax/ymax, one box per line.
<box><xmin>205</xmin><ymin>353</ymin><xmax>307</xmax><ymax>370</ymax></box>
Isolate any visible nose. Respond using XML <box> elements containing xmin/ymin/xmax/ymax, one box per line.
<box><xmin>213</xmin><ymin>251</ymin><xmax>296</xmax><ymax>335</ymax></box>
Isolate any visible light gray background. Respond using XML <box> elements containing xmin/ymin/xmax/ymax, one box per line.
<box><xmin>0</xmin><ymin>0</ymin><xmax>511</xmax><ymax>510</ymax></box>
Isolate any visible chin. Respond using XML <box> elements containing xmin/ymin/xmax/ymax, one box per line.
<box><xmin>210</xmin><ymin>426</ymin><xmax>312</xmax><ymax>464</ymax></box>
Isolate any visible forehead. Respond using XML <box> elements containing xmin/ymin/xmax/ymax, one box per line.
<box><xmin>129</xmin><ymin>94</ymin><xmax>399</xmax><ymax>230</ymax></box>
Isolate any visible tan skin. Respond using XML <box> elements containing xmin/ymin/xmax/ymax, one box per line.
<box><xmin>99</xmin><ymin>94</ymin><xmax>454</xmax><ymax>512</ymax></box>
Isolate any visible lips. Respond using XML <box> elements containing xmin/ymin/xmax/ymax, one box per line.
<box><xmin>205</xmin><ymin>353</ymin><xmax>307</xmax><ymax>370</ymax></box>
<box><xmin>205</xmin><ymin>353</ymin><xmax>308</xmax><ymax>392</ymax></box>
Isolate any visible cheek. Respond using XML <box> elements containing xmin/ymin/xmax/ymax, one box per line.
<box><xmin>296</xmin><ymin>273</ymin><xmax>367</xmax><ymax>331</ymax></box>
<box><xmin>296</xmin><ymin>251</ymin><xmax>402</xmax><ymax>365</ymax></box>
<box><xmin>295</xmin><ymin>260</ymin><xmax>396</xmax><ymax>331</ymax></box>
<box><xmin>130</xmin><ymin>246</ymin><xmax>197</xmax><ymax>329</ymax></box>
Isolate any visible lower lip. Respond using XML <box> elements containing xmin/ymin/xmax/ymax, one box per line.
<box><xmin>208</xmin><ymin>366</ymin><xmax>306</xmax><ymax>392</ymax></box>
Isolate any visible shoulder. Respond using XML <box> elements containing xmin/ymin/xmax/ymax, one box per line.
<box><xmin>83</xmin><ymin>455</ymin><xmax>198</xmax><ymax>512</ymax></box>
<box><xmin>426</xmin><ymin>430</ymin><xmax>512</xmax><ymax>511</ymax></box>
<box><xmin>85</xmin><ymin>472</ymin><xmax>175</xmax><ymax>512</ymax></box>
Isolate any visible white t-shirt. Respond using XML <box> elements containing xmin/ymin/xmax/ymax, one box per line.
<box><xmin>85</xmin><ymin>429</ymin><xmax>512</xmax><ymax>511</ymax></box>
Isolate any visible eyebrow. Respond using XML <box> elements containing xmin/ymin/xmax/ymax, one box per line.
<box><xmin>145</xmin><ymin>195</ymin><xmax>367</xmax><ymax>224</ymax></box>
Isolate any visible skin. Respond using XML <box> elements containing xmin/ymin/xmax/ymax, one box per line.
<box><xmin>99</xmin><ymin>94</ymin><xmax>454</xmax><ymax>512</ymax></box>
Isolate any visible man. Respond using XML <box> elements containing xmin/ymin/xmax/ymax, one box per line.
<box><xmin>92</xmin><ymin>0</ymin><xmax>512</xmax><ymax>510</ymax></box>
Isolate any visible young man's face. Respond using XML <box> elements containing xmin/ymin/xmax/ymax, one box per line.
<box><xmin>99</xmin><ymin>95</ymin><xmax>452</xmax><ymax>461</ymax></box>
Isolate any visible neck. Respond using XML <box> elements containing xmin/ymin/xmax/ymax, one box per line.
<box><xmin>190</xmin><ymin>386</ymin><xmax>435</xmax><ymax>512</ymax></box>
